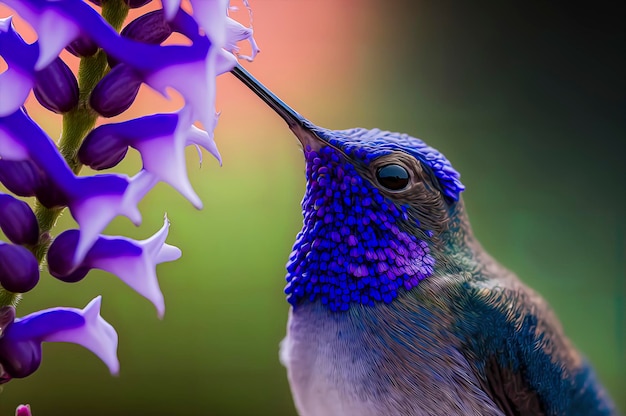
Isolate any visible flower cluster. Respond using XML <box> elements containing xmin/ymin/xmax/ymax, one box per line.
<box><xmin>0</xmin><ymin>0</ymin><xmax>257</xmax><ymax>400</ymax></box>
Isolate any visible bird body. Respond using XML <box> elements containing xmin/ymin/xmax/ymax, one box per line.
<box><xmin>281</xmin><ymin>238</ymin><xmax>613</xmax><ymax>416</ymax></box>
<box><xmin>230</xmin><ymin>66</ymin><xmax>618</xmax><ymax>416</ymax></box>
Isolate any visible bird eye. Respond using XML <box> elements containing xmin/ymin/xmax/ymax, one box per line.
<box><xmin>375</xmin><ymin>164</ymin><xmax>410</xmax><ymax>191</ymax></box>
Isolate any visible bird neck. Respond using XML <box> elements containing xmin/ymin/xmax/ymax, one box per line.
<box><xmin>440</xmin><ymin>200</ymin><xmax>477</xmax><ymax>254</ymax></box>
<box><xmin>434</xmin><ymin>198</ymin><xmax>501</xmax><ymax>278</ymax></box>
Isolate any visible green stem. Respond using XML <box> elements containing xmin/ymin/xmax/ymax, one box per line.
<box><xmin>0</xmin><ymin>0</ymin><xmax>130</xmax><ymax>308</ymax></box>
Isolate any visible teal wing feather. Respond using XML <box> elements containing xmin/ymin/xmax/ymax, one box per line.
<box><xmin>451</xmin><ymin>278</ymin><xmax>618</xmax><ymax>416</ymax></box>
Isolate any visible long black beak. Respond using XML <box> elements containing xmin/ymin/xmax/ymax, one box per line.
<box><xmin>231</xmin><ymin>64</ymin><xmax>325</xmax><ymax>149</ymax></box>
<box><xmin>230</xmin><ymin>64</ymin><xmax>307</xmax><ymax>128</ymax></box>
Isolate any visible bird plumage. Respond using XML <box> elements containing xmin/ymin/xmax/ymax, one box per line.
<box><xmin>279</xmin><ymin>126</ymin><xmax>617</xmax><ymax>416</ymax></box>
<box><xmin>229</xmin><ymin>65</ymin><xmax>618</xmax><ymax>416</ymax></box>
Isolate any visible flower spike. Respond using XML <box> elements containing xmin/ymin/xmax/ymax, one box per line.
<box><xmin>0</xmin><ymin>0</ymin><xmax>258</xmax><ymax>391</ymax></box>
<box><xmin>2</xmin><ymin>0</ymin><xmax>254</xmax><ymax>130</ymax></box>
<box><xmin>0</xmin><ymin>109</ymin><xmax>160</xmax><ymax>262</ymax></box>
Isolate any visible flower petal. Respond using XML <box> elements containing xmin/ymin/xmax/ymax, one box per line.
<box><xmin>89</xmin><ymin>217</ymin><xmax>181</xmax><ymax>317</ymax></box>
<box><xmin>69</xmin><ymin>172</ymin><xmax>157</xmax><ymax>264</ymax></box>
<box><xmin>0</xmin><ymin>1</ymin><xmax>80</xmax><ymax>70</ymax></box>
<box><xmin>80</xmin><ymin>112</ymin><xmax>218</xmax><ymax>208</ymax></box>
<box><xmin>0</xmin><ymin>296</ymin><xmax>118</xmax><ymax>378</ymax></box>
<box><xmin>0</xmin><ymin>17</ymin><xmax>37</xmax><ymax>116</ymax></box>
<box><xmin>161</xmin><ymin>0</ymin><xmax>182</xmax><ymax>20</ymax></box>
<box><xmin>224</xmin><ymin>17</ymin><xmax>259</xmax><ymax>62</ymax></box>
<box><xmin>189</xmin><ymin>0</ymin><xmax>228</xmax><ymax>48</ymax></box>
<box><xmin>43</xmin><ymin>296</ymin><xmax>119</xmax><ymax>375</ymax></box>
<box><xmin>48</xmin><ymin>218</ymin><xmax>181</xmax><ymax>317</ymax></box>
<box><xmin>0</xmin><ymin>69</ymin><xmax>33</xmax><ymax>117</ymax></box>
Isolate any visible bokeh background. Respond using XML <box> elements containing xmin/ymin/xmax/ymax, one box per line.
<box><xmin>0</xmin><ymin>0</ymin><xmax>624</xmax><ymax>414</ymax></box>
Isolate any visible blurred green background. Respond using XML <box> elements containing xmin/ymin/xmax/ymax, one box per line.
<box><xmin>0</xmin><ymin>0</ymin><xmax>624</xmax><ymax>415</ymax></box>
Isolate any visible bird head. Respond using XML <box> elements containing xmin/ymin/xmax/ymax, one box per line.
<box><xmin>233</xmin><ymin>66</ymin><xmax>467</xmax><ymax>312</ymax></box>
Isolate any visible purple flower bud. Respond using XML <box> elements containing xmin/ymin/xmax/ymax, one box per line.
<box><xmin>108</xmin><ymin>10</ymin><xmax>173</xmax><ymax>67</ymax></box>
<box><xmin>122</xmin><ymin>10</ymin><xmax>172</xmax><ymax>44</ymax></box>
<box><xmin>0</xmin><ymin>194</ymin><xmax>39</xmax><ymax>246</ymax></box>
<box><xmin>90</xmin><ymin>64</ymin><xmax>142</xmax><ymax>117</ymax></box>
<box><xmin>0</xmin><ymin>243</ymin><xmax>39</xmax><ymax>293</ymax></box>
<box><xmin>48</xmin><ymin>218</ymin><xmax>181</xmax><ymax>317</ymax></box>
<box><xmin>15</xmin><ymin>405</ymin><xmax>32</xmax><ymax>416</ymax></box>
<box><xmin>33</xmin><ymin>57</ymin><xmax>79</xmax><ymax>114</ymax></box>
<box><xmin>78</xmin><ymin>130</ymin><xmax>129</xmax><ymax>170</ymax></box>
<box><xmin>0</xmin><ymin>297</ymin><xmax>119</xmax><ymax>379</ymax></box>
<box><xmin>0</xmin><ymin>160</ymin><xmax>44</xmax><ymax>197</ymax></box>
<box><xmin>88</xmin><ymin>0</ymin><xmax>153</xmax><ymax>8</ymax></box>
<box><xmin>65</xmin><ymin>35</ymin><xmax>99</xmax><ymax>57</ymax></box>
<box><xmin>46</xmin><ymin>231</ymin><xmax>90</xmax><ymax>283</ymax></box>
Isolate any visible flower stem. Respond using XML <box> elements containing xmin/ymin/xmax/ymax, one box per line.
<box><xmin>0</xmin><ymin>0</ymin><xmax>130</xmax><ymax>308</ymax></box>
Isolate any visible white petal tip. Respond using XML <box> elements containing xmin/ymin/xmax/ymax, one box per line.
<box><xmin>154</xmin><ymin>298</ymin><xmax>165</xmax><ymax>319</ymax></box>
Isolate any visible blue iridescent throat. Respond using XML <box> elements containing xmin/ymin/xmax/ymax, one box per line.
<box><xmin>285</xmin><ymin>145</ymin><xmax>437</xmax><ymax>312</ymax></box>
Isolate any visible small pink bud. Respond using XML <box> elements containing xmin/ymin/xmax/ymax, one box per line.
<box><xmin>15</xmin><ymin>404</ymin><xmax>32</xmax><ymax>416</ymax></box>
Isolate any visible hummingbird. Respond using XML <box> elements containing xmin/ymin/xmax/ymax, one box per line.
<box><xmin>231</xmin><ymin>65</ymin><xmax>618</xmax><ymax>416</ymax></box>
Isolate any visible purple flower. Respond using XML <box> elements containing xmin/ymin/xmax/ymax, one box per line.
<box><xmin>48</xmin><ymin>217</ymin><xmax>181</xmax><ymax>317</ymax></box>
<box><xmin>79</xmin><ymin>111</ymin><xmax>221</xmax><ymax>209</ymax></box>
<box><xmin>0</xmin><ymin>296</ymin><xmax>118</xmax><ymax>380</ymax></box>
<box><xmin>0</xmin><ymin>108</ymin><xmax>156</xmax><ymax>262</ymax></box>
<box><xmin>0</xmin><ymin>0</ymin><xmax>259</xmax><ymax>397</ymax></box>
<box><xmin>1</xmin><ymin>0</ymin><xmax>257</xmax><ymax>130</ymax></box>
